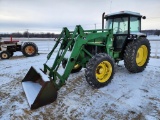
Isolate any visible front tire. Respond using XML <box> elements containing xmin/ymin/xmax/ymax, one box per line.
<box><xmin>0</xmin><ymin>51</ymin><xmax>11</xmax><ymax>59</ymax></box>
<box><xmin>85</xmin><ymin>53</ymin><xmax>115</xmax><ymax>88</ymax></box>
<box><xmin>124</xmin><ymin>38</ymin><xmax>150</xmax><ymax>73</ymax></box>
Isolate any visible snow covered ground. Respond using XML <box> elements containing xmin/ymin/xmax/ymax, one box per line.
<box><xmin>0</xmin><ymin>38</ymin><xmax>160</xmax><ymax>120</ymax></box>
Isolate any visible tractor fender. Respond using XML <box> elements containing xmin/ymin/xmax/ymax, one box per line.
<box><xmin>120</xmin><ymin>32</ymin><xmax>147</xmax><ymax>59</ymax></box>
<box><xmin>130</xmin><ymin>32</ymin><xmax>147</xmax><ymax>39</ymax></box>
<box><xmin>1</xmin><ymin>45</ymin><xmax>8</xmax><ymax>51</ymax></box>
<box><xmin>17</xmin><ymin>41</ymin><xmax>23</xmax><ymax>45</ymax></box>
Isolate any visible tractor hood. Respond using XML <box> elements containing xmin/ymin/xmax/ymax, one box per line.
<box><xmin>130</xmin><ymin>32</ymin><xmax>147</xmax><ymax>37</ymax></box>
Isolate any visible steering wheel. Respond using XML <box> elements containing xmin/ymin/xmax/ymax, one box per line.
<box><xmin>113</xmin><ymin>27</ymin><xmax>123</xmax><ymax>34</ymax></box>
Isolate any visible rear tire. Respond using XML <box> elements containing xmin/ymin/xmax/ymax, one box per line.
<box><xmin>124</xmin><ymin>38</ymin><xmax>150</xmax><ymax>73</ymax></box>
<box><xmin>85</xmin><ymin>53</ymin><xmax>115</xmax><ymax>88</ymax></box>
<box><xmin>62</xmin><ymin>59</ymin><xmax>82</xmax><ymax>73</ymax></box>
<box><xmin>22</xmin><ymin>42</ymin><xmax>38</xmax><ymax>57</ymax></box>
<box><xmin>0</xmin><ymin>51</ymin><xmax>11</xmax><ymax>59</ymax></box>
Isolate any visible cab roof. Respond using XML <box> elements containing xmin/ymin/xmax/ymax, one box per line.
<box><xmin>105</xmin><ymin>11</ymin><xmax>142</xmax><ymax>17</ymax></box>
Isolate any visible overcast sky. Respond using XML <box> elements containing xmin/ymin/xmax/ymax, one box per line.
<box><xmin>0</xmin><ymin>0</ymin><xmax>160</xmax><ymax>33</ymax></box>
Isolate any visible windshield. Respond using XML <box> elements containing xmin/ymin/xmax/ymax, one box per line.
<box><xmin>106</xmin><ymin>17</ymin><xmax>128</xmax><ymax>34</ymax></box>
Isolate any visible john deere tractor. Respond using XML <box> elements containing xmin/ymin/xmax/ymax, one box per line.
<box><xmin>22</xmin><ymin>11</ymin><xmax>150</xmax><ymax>109</ymax></box>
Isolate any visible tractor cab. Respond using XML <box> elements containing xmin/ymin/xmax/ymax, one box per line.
<box><xmin>105</xmin><ymin>11</ymin><xmax>146</xmax><ymax>51</ymax></box>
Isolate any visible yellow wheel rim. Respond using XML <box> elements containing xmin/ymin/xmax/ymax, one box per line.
<box><xmin>96</xmin><ymin>61</ymin><xmax>112</xmax><ymax>83</ymax></box>
<box><xmin>73</xmin><ymin>64</ymin><xmax>80</xmax><ymax>70</ymax></box>
<box><xmin>25</xmin><ymin>46</ymin><xmax>35</xmax><ymax>55</ymax></box>
<box><xmin>136</xmin><ymin>45</ymin><xmax>148</xmax><ymax>66</ymax></box>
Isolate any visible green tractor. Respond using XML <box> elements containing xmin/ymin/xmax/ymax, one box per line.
<box><xmin>22</xmin><ymin>11</ymin><xmax>150</xmax><ymax>109</ymax></box>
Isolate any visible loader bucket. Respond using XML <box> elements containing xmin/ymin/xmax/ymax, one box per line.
<box><xmin>22</xmin><ymin>66</ymin><xmax>57</xmax><ymax>109</ymax></box>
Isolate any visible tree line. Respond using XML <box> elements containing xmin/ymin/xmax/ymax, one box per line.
<box><xmin>0</xmin><ymin>31</ymin><xmax>60</xmax><ymax>38</ymax></box>
<box><xmin>0</xmin><ymin>29</ymin><xmax>160</xmax><ymax>38</ymax></box>
<box><xmin>142</xmin><ymin>29</ymin><xmax>160</xmax><ymax>36</ymax></box>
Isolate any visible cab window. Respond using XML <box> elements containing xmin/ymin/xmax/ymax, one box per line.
<box><xmin>130</xmin><ymin>17</ymin><xmax>140</xmax><ymax>32</ymax></box>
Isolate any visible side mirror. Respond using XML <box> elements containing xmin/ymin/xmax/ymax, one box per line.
<box><xmin>142</xmin><ymin>16</ymin><xmax>146</xmax><ymax>19</ymax></box>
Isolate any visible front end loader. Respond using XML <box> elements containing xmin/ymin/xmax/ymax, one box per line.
<box><xmin>22</xmin><ymin>11</ymin><xmax>150</xmax><ymax>109</ymax></box>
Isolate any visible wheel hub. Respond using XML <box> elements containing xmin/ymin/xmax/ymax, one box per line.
<box><xmin>136</xmin><ymin>45</ymin><xmax>148</xmax><ymax>66</ymax></box>
<box><xmin>2</xmin><ymin>53</ymin><xmax>8</xmax><ymax>58</ymax></box>
<box><xmin>99</xmin><ymin>68</ymin><xmax>104</xmax><ymax>74</ymax></box>
<box><xmin>25</xmin><ymin>46</ymin><xmax>35</xmax><ymax>55</ymax></box>
<box><xmin>96</xmin><ymin>61</ymin><xmax>112</xmax><ymax>83</ymax></box>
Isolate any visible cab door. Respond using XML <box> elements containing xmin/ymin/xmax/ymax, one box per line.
<box><xmin>112</xmin><ymin>17</ymin><xmax>129</xmax><ymax>51</ymax></box>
